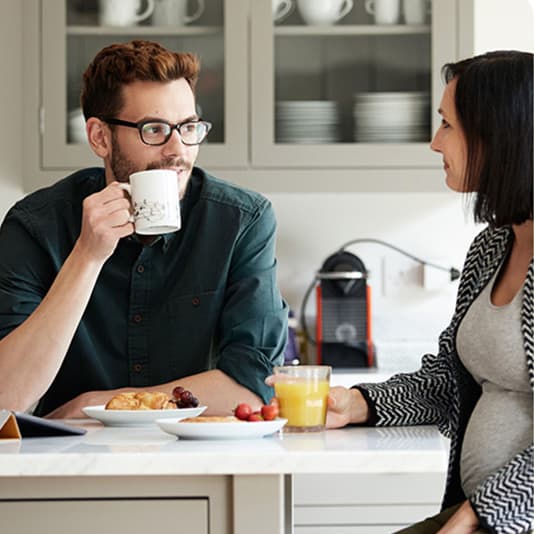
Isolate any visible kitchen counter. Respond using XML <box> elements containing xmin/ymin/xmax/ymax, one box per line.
<box><xmin>0</xmin><ymin>420</ymin><xmax>448</xmax><ymax>534</ymax></box>
<box><xmin>0</xmin><ymin>420</ymin><xmax>447</xmax><ymax>476</ymax></box>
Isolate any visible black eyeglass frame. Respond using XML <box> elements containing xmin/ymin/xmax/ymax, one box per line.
<box><xmin>102</xmin><ymin>117</ymin><xmax>212</xmax><ymax>146</ymax></box>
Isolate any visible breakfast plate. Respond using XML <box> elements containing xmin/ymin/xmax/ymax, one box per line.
<box><xmin>82</xmin><ymin>405</ymin><xmax>206</xmax><ymax>427</ymax></box>
<box><xmin>156</xmin><ymin>418</ymin><xmax>287</xmax><ymax>440</ymax></box>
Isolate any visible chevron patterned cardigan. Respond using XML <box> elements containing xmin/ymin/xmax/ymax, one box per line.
<box><xmin>358</xmin><ymin>225</ymin><xmax>533</xmax><ymax>534</ymax></box>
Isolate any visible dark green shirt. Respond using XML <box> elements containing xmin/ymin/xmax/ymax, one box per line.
<box><xmin>0</xmin><ymin>167</ymin><xmax>288</xmax><ymax>416</ymax></box>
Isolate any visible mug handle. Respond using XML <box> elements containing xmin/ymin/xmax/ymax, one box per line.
<box><xmin>184</xmin><ymin>0</ymin><xmax>205</xmax><ymax>24</ymax></box>
<box><xmin>118</xmin><ymin>183</ymin><xmax>135</xmax><ymax>223</ymax></box>
<box><xmin>274</xmin><ymin>0</ymin><xmax>294</xmax><ymax>23</ymax></box>
<box><xmin>337</xmin><ymin>0</ymin><xmax>354</xmax><ymax>20</ymax></box>
<box><xmin>364</xmin><ymin>0</ymin><xmax>375</xmax><ymax>15</ymax></box>
<box><xmin>133</xmin><ymin>0</ymin><xmax>155</xmax><ymax>23</ymax></box>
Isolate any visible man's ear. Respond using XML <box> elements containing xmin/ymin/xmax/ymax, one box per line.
<box><xmin>86</xmin><ymin>117</ymin><xmax>112</xmax><ymax>158</ymax></box>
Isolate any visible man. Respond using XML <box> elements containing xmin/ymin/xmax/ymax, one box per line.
<box><xmin>0</xmin><ymin>40</ymin><xmax>288</xmax><ymax>418</ymax></box>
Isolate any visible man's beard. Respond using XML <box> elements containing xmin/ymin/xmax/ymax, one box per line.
<box><xmin>110</xmin><ymin>132</ymin><xmax>192</xmax><ymax>192</ymax></box>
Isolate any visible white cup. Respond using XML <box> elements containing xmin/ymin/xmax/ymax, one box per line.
<box><xmin>365</xmin><ymin>0</ymin><xmax>400</xmax><ymax>25</ymax></box>
<box><xmin>68</xmin><ymin>108</ymin><xmax>87</xmax><ymax>144</ymax></box>
<box><xmin>99</xmin><ymin>0</ymin><xmax>155</xmax><ymax>26</ymax></box>
<box><xmin>152</xmin><ymin>0</ymin><xmax>205</xmax><ymax>26</ymax></box>
<box><xmin>403</xmin><ymin>0</ymin><xmax>430</xmax><ymax>24</ymax></box>
<box><xmin>297</xmin><ymin>0</ymin><xmax>354</xmax><ymax>26</ymax></box>
<box><xmin>120</xmin><ymin>169</ymin><xmax>181</xmax><ymax>235</ymax></box>
<box><xmin>273</xmin><ymin>0</ymin><xmax>294</xmax><ymax>23</ymax></box>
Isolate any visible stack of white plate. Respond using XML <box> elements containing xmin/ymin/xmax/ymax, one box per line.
<box><xmin>352</xmin><ymin>92</ymin><xmax>430</xmax><ymax>143</ymax></box>
<box><xmin>276</xmin><ymin>100</ymin><xmax>341</xmax><ymax>143</ymax></box>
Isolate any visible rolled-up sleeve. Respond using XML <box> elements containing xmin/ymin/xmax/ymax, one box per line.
<box><xmin>0</xmin><ymin>207</ymin><xmax>53</xmax><ymax>339</ymax></box>
<box><xmin>215</xmin><ymin>200</ymin><xmax>288</xmax><ymax>403</ymax></box>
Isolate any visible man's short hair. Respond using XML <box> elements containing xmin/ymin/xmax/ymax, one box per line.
<box><xmin>81</xmin><ymin>40</ymin><xmax>200</xmax><ymax>122</ymax></box>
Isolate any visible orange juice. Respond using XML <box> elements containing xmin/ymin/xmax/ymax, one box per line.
<box><xmin>275</xmin><ymin>380</ymin><xmax>330</xmax><ymax>430</ymax></box>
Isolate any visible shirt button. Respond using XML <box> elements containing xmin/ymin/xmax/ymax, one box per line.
<box><xmin>133</xmin><ymin>314</ymin><xmax>143</xmax><ymax>323</ymax></box>
<box><xmin>192</xmin><ymin>297</ymin><xmax>200</xmax><ymax>306</ymax></box>
<box><xmin>133</xmin><ymin>363</ymin><xmax>142</xmax><ymax>373</ymax></box>
<box><xmin>136</xmin><ymin>265</ymin><xmax>145</xmax><ymax>274</ymax></box>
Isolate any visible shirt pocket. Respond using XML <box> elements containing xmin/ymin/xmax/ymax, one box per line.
<box><xmin>167</xmin><ymin>288</ymin><xmax>224</xmax><ymax>324</ymax></box>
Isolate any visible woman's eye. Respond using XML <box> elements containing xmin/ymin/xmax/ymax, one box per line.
<box><xmin>441</xmin><ymin>119</ymin><xmax>450</xmax><ymax>129</ymax></box>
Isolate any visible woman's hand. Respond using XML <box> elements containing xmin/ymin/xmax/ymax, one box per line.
<box><xmin>326</xmin><ymin>386</ymin><xmax>369</xmax><ymax>428</ymax></box>
<box><xmin>266</xmin><ymin>374</ymin><xmax>370</xmax><ymax>430</ymax></box>
<box><xmin>437</xmin><ymin>500</ymin><xmax>479</xmax><ymax>534</ymax></box>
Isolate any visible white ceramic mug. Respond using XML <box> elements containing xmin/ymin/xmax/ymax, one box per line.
<box><xmin>99</xmin><ymin>0</ymin><xmax>155</xmax><ymax>26</ymax></box>
<box><xmin>120</xmin><ymin>169</ymin><xmax>181</xmax><ymax>235</ymax></box>
<box><xmin>364</xmin><ymin>0</ymin><xmax>400</xmax><ymax>25</ymax></box>
<box><xmin>296</xmin><ymin>0</ymin><xmax>354</xmax><ymax>26</ymax></box>
<box><xmin>67</xmin><ymin>108</ymin><xmax>87</xmax><ymax>144</ymax></box>
<box><xmin>152</xmin><ymin>0</ymin><xmax>205</xmax><ymax>26</ymax></box>
<box><xmin>403</xmin><ymin>0</ymin><xmax>430</xmax><ymax>24</ymax></box>
<box><xmin>272</xmin><ymin>0</ymin><xmax>294</xmax><ymax>23</ymax></box>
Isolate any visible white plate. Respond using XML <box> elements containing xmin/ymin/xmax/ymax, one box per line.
<box><xmin>82</xmin><ymin>405</ymin><xmax>207</xmax><ymax>427</ymax></box>
<box><xmin>156</xmin><ymin>418</ymin><xmax>287</xmax><ymax>440</ymax></box>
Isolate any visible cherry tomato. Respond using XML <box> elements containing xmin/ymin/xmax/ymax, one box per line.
<box><xmin>261</xmin><ymin>403</ymin><xmax>279</xmax><ymax>421</ymax></box>
<box><xmin>247</xmin><ymin>411</ymin><xmax>263</xmax><ymax>422</ymax></box>
<box><xmin>234</xmin><ymin>403</ymin><xmax>253</xmax><ymax>421</ymax></box>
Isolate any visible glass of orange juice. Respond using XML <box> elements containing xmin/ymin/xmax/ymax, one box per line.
<box><xmin>273</xmin><ymin>365</ymin><xmax>331</xmax><ymax>432</ymax></box>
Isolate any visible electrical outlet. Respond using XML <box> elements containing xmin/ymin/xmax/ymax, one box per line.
<box><xmin>381</xmin><ymin>255</ymin><xmax>424</xmax><ymax>297</ymax></box>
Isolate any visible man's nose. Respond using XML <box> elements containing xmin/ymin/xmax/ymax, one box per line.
<box><xmin>162</xmin><ymin>128</ymin><xmax>187</xmax><ymax>156</ymax></box>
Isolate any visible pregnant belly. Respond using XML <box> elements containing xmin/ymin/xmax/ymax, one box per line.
<box><xmin>460</xmin><ymin>388</ymin><xmax>532</xmax><ymax>496</ymax></box>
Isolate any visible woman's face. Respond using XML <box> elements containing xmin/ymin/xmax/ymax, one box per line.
<box><xmin>430</xmin><ymin>78</ymin><xmax>468</xmax><ymax>192</ymax></box>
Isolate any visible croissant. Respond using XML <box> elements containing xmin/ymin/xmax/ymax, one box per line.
<box><xmin>105</xmin><ymin>391</ymin><xmax>176</xmax><ymax>410</ymax></box>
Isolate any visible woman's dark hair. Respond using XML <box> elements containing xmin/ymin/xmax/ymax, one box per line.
<box><xmin>442</xmin><ymin>50</ymin><xmax>533</xmax><ymax>227</ymax></box>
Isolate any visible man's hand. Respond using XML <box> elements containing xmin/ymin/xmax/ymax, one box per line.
<box><xmin>44</xmin><ymin>390</ymin><xmax>122</xmax><ymax>419</ymax></box>
<box><xmin>437</xmin><ymin>500</ymin><xmax>479</xmax><ymax>534</ymax></box>
<box><xmin>76</xmin><ymin>182</ymin><xmax>134</xmax><ymax>263</ymax></box>
<box><xmin>326</xmin><ymin>386</ymin><xmax>369</xmax><ymax>428</ymax></box>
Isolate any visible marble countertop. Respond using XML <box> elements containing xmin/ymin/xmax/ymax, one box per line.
<box><xmin>0</xmin><ymin>420</ymin><xmax>448</xmax><ymax>477</ymax></box>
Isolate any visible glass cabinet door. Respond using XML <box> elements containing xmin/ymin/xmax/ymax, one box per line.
<box><xmin>251</xmin><ymin>0</ymin><xmax>458</xmax><ymax>168</ymax></box>
<box><xmin>40</xmin><ymin>0</ymin><xmax>248</xmax><ymax>170</ymax></box>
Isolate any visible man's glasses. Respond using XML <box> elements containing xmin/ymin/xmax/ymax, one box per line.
<box><xmin>103</xmin><ymin>118</ymin><xmax>212</xmax><ymax>146</ymax></box>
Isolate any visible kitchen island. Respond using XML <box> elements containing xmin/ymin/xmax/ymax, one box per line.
<box><xmin>0</xmin><ymin>420</ymin><xmax>448</xmax><ymax>534</ymax></box>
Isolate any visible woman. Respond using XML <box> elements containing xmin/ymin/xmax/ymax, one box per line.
<box><xmin>325</xmin><ymin>51</ymin><xmax>533</xmax><ymax>534</ymax></box>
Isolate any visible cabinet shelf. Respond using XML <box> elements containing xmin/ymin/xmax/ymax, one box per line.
<box><xmin>274</xmin><ymin>24</ymin><xmax>430</xmax><ymax>36</ymax></box>
<box><xmin>67</xmin><ymin>25</ymin><xmax>222</xmax><ymax>36</ymax></box>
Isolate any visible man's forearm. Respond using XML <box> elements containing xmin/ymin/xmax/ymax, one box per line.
<box><xmin>46</xmin><ymin>369</ymin><xmax>263</xmax><ymax>419</ymax></box>
<box><xmin>0</xmin><ymin>242</ymin><xmax>103</xmax><ymax>411</ymax></box>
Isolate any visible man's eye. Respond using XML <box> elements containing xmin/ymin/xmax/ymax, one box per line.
<box><xmin>144</xmin><ymin>123</ymin><xmax>167</xmax><ymax>135</ymax></box>
<box><xmin>182</xmin><ymin>122</ymin><xmax>199</xmax><ymax>133</ymax></box>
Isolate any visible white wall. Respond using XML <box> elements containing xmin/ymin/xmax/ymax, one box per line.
<box><xmin>474</xmin><ymin>0</ymin><xmax>534</xmax><ymax>53</ymax></box>
<box><xmin>268</xmin><ymin>192</ymin><xmax>480</xmax><ymax>369</ymax></box>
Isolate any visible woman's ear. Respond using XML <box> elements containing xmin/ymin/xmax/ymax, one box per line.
<box><xmin>86</xmin><ymin>117</ymin><xmax>111</xmax><ymax>158</ymax></box>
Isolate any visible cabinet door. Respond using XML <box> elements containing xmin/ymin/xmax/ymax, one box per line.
<box><xmin>251</xmin><ymin>0</ymin><xmax>458</xmax><ymax>169</ymax></box>
<box><xmin>40</xmin><ymin>0</ymin><xmax>248</xmax><ymax>172</ymax></box>
<box><xmin>0</xmin><ymin>499</ymin><xmax>208</xmax><ymax>533</ymax></box>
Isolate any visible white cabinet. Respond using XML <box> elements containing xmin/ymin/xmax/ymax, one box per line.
<box><xmin>0</xmin><ymin>475</ymin><xmax>231</xmax><ymax>534</ymax></box>
<box><xmin>0</xmin><ymin>499</ymin><xmax>208</xmax><ymax>533</ymax></box>
<box><xmin>250</xmin><ymin>0</ymin><xmax>457</xmax><ymax>169</ymax></box>
<box><xmin>294</xmin><ymin>472</ymin><xmax>446</xmax><ymax>533</ymax></box>
<box><xmin>23</xmin><ymin>0</ymin><xmax>472</xmax><ymax>192</ymax></box>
